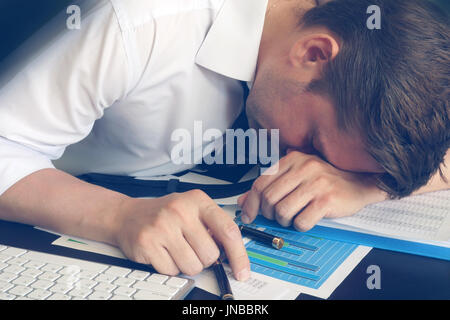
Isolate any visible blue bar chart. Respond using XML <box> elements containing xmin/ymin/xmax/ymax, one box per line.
<box><xmin>240</xmin><ymin>223</ymin><xmax>358</xmax><ymax>289</ymax></box>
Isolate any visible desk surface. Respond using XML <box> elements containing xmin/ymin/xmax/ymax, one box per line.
<box><xmin>0</xmin><ymin>219</ymin><xmax>448</xmax><ymax>300</ymax></box>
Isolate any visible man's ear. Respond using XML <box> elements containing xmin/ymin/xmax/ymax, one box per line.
<box><xmin>289</xmin><ymin>33</ymin><xmax>340</xmax><ymax>72</ymax></box>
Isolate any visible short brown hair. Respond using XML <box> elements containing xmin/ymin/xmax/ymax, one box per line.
<box><xmin>303</xmin><ymin>0</ymin><xmax>450</xmax><ymax>198</ymax></box>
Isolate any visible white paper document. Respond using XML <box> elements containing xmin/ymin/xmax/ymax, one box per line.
<box><xmin>191</xmin><ymin>245</ymin><xmax>371</xmax><ymax>300</ymax></box>
<box><xmin>189</xmin><ymin>265</ymin><xmax>300</xmax><ymax>300</ymax></box>
<box><xmin>318</xmin><ymin>190</ymin><xmax>450</xmax><ymax>245</ymax></box>
<box><xmin>52</xmin><ymin>235</ymin><xmax>128</xmax><ymax>259</ymax></box>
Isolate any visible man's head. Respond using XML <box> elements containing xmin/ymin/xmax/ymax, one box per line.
<box><xmin>247</xmin><ymin>0</ymin><xmax>449</xmax><ymax>198</ymax></box>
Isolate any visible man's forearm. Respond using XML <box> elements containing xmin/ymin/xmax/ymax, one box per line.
<box><xmin>0</xmin><ymin>168</ymin><xmax>130</xmax><ymax>246</ymax></box>
<box><xmin>0</xmin><ymin>170</ymin><xmax>252</xmax><ymax>279</ymax></box>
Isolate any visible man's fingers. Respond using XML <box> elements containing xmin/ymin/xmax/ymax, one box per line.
<box><xmin>237</xmin><ymin>192</ymin><xmax>248</xmax><ymax>208</ymax></box>
<box><xmin>201</xmin><ymin>204</ymin><xmax>250</xmax><ymax>281</ymax></box>
<box><xmin>164</xmin><ymin>230</ymin><xmax>205</xmax><ymax>276</ymax></box>
<box><xmin>144</xmin><ymin>246</ymin><xmax>180</xmax><ymax>276</ymax></box>
<box><xmin>241</xmin><ymin>188</ymin><xmax>261</xmax><ymax>223</ymax></box>
<box><xmin>240</xmin><ymin>158</ymin><xmax>292</xmax><ymax>223</ymax></box>
<box><xmin>293</xmin><ymin>198</ymin><xmax>330</xmax><ymax>232</ymax></box>
<box><xmin>183</xmin><ymin>219</ymin><xmax>221</xmax><ymax>268</ymax></box>
<box><xmin>240</xmin><ymin>171</ymin><xmax>284</xmax><ymax>223</ymax></box>
<box><xmin>259</xmin><ymin>169</ymin><xmax>302</xmax><ymax>221</ymax></box>
<box><xmin>273</xmin><ymin>183</ymin><xmax>317</xmax><ymax>227</ymax></box>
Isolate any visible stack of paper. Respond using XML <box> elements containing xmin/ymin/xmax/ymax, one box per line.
<box><xmin>317</xmin><ymin>189</ymin><xmax>450</xmax><ymax>247</ymax></box>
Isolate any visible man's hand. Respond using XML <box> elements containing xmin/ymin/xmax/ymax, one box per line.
<box><xmin>115</xmin><ymin>190</ymin><xmax>251</xmax><ymax>280</ymax></box>
<box><xmin>238</xmin><ymin>151</ymin><xmax>387</xmax><ymax>231</ymax></box>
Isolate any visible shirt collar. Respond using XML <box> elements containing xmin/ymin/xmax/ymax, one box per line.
<box><xmin>195</xmin><ymin>0</ymin><xmax>269</xmax><ymax>82</ymax></box>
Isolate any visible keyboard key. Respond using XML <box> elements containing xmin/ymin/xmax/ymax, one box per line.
<box><xmin>0</xmin><ymin>262</ymin><xmax>8</xmax><ymax>271</ymax></box>
<box><xmin>3</xmin><ymin>265</ymin><xmax>25</xmax><ymax>275</ymax></box>
<box><xmin>0</xmin><ymin>292</ymin><xmax>15</xmax><ymax>300</ymax></box>
<box><xmin>133</xmin><ymin>290</ymin><xmax>170</xmax><ymax>300</ymax></box>
<box><xmin>113</xmin><ymin>277</ymin><xmax>135</xmax><ymax>287</ymax></box>
<box><xmin>22</xmin><ymin>251</ymin><xmax>108</xmax><ymax>272</ymax></box>
<box><xmin>68</xmin><ymin>287</ymin><xmax>92</xmax><ymax>298</ymax></box>
<box><xmin>94</xmin><ymin>274</ymin><xmax>116</xmax><ymax>283</ymax></box>
<box><xmin>2</xmin><ymin>248</ymin><xmax>26</xmax><ymax>257</ymax></box>
<box><xmin>88</xmin><ymin>290</ymin><xmax>111</xmax><ymax>300</ymax></box>
<box><xmin>127</xmin><ymin>270</ymin><xmax>150</xmax><ymax>281</ymax></box>
<box><xmin>27</xmin><ymin>289</ymin><xmax>52</xmax><ymax>300</ymax></box>
<box><xmin>47</xmin><ymin>293</ymin><xmax>71</xmax><ymax>300</ymax></box>
<box><xmin>78</xmin><ymin>270</ymin><xmax>99</xmax><ymax>280</ymax></box>
<box><xmin>8</xmin><ymin>257</ymin><xmax>29</xmax><ymax>266</ymax></box>
<box><xmin>0</xmin><ymin>245</ymin><xmax>7</xmax><ymax>252</ymax></box>
<box><xmin>31</xmin><ymin>279</ymin><xmax>53</xmax><ymax>290</ymax></box>
<box><xmin>114</xmin><ymin>286</ymin><xmax>136</xmax><ymax>297</ymax></box>
<box><xmin>57</xmin><ymin>275</ymin><xmax>79</xmax><ymax>285</ymax></box>
<box><xmin>0</xmin><ymin>272</ymin><xmax>17</xmax><ymax>282</ymax></box>
<box><xmin>104</xmin><ymin>266</ymin><xmax>132</xmax><ymax>278</ymax></box>
<box><xmin>23</xmin><ymin>260</ymin><xmax>45</xmax><ymax>270</ymax></box>
<box><xmin>133</xmin><ymin>281</ymin><xmax>178</xmax><ymax>297</ymax></box>
<box><xmin>39</xmin><ymin>271</ymin><xmax>61</xmax><ymax>282</ymax></box>
<box><xmin>94</xmin><ymin>282</ymin><xmax>117</xmax><ymax>293</ymax></box>
<box><xmin>12</xmin><ymin>276</ymin><xmax>35</xmax><ymax>287</ymax></box>
<box><xmin>0</xmin><ymin>280</ymin><xmax>14</xmax><ymax>292</ymax></box>
<box><xmin>49</xmin><ymin>283</ymin><xmax>73</xmax><ymax>294</ymax></box>
<box><xmin>110</xmin><ymin>295</ymin><xmax>132</xmax><ymax>300</ymax></box>
<box><xmin>76</xmin><ymin>279</ymin><xmax>98</xmax><ymax>290</ymax></box>
<box><xmin>165</xmin><ymin>277</ymin><xmax>188</xmax><ymax>288</ymax></box>
<box><xmin>59</xmin><ymin>266</ymin><xmax>81</xmax><ymax>276</ymax></box>
<box><xmin>8</xmin><ymin>285</ymin><xmax>33</xmax><ymax>297</ymax></box>
<box><xmin>20</xmin><ymin>268</ymin><xmax>43</xmax><ymax>279</ymax></box>
<box><xmin>0</xmin><ymin>254</ymin><xmax>13</xmax><ymax>263</ymax></box>
<box><xmin>41</xmin><ymin>264</ymin><xmax>63</xmax><ymax>273</ymax></box>
<box><xmin>147</xmin><ymin>274</ymin><xmax>168</xmax><ymax>284</ymax></box>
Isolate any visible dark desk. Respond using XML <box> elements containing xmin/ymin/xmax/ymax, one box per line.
<box><xmin>1</xmin><ymin>219</ymin><xmax>448</xmax><ymax>300</ymax></box>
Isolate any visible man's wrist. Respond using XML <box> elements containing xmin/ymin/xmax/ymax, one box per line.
<box><xmin>78</xmin><ymin>189</ymin><xmax>133</xmax><ymax>248</ymax></box>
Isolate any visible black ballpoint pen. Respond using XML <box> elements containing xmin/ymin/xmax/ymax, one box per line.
<box><xmin>212</xmin><ymin>258</ymin><xmax>234</xmax><ymax>300</ymax></box>
<box><xmin>239</xmin><ymin>225</ymin><xmax>285</xmax><ymax>250</ymax></box>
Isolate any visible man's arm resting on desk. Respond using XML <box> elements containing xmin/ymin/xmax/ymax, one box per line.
<box><xmin>238</xmin><ymin>149</ymin><xmax>450</xmax><ymax>231</ymax></box>
<box><xmin>0</xmin><ymin>168</ymin><xmax>251</xmax><ymax>280</ymax></box>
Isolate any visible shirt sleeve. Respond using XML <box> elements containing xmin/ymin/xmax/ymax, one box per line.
<box><xmin>0</xmin><ymin>0</ymin><xmax>137</xmax><ymax>196</ymax></box>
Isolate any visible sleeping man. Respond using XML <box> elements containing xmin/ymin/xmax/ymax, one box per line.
<box><xmin>0</xmin><ymin>0</ymin><xmax>448</xmax><ymax>280</ymax></box>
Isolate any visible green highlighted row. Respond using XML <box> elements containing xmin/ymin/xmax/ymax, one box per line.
<box><xmin>68</xmin><ymin>238</ymin><xmax>87</xmax><ymax>245</ymax></box>
<box><xmin>246</xmin><ymin>250</ymin><xmax>288</xmax><ymax>267</ymax></box>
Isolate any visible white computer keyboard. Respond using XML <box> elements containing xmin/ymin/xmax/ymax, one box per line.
<box><xmin>0</xmin><ymin>244</ymin><xmax>195</xmax><ymax>300</ymax></box>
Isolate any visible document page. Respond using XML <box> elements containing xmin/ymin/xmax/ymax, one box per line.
<box><xmin>319</xmin><ymin>190</ymin><xmax>450</xmax><ymax>243</ymax></box>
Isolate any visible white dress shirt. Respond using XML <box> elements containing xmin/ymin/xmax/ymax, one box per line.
<box><xmin>0</xmin><ymin>0</ymin><xmax>268</xmax><ymax>195</ymax></box>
